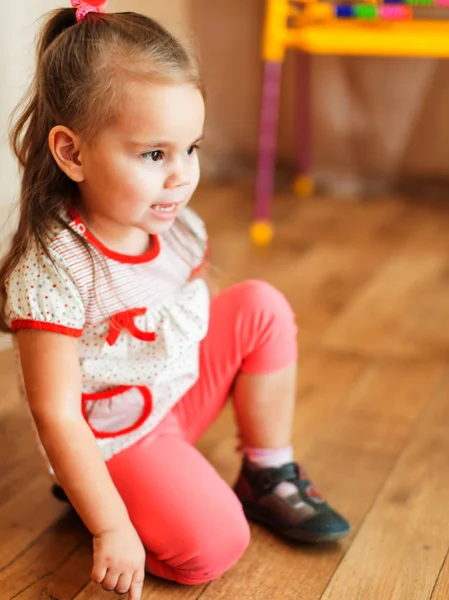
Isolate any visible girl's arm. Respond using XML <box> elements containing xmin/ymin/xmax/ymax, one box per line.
<box><xmin>17</xmin><ymin>330</ymin><xmax>145</xmax><ymax>599</ymax></box>
<box><xmin>17</xmin><ymin>329</ymin><xmax>128</xmax><ymax>531</ymax></box>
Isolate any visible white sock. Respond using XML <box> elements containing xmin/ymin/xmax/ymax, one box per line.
<box><xmin>243</xmin><ymin>445</ymin><xmax>299</xmax><ymax>498</ymax></box>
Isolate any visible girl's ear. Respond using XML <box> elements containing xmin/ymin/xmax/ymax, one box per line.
<box><xmin>48</xmin><ymin>126</ymin><xmax>85</xmax><ymax>182</ymax></box>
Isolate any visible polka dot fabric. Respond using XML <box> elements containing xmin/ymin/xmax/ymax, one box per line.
<box><xmin>6</xmin><ymin>245</ymin><xmax>85</xmax><ymax>335</ymax></box>
<box><xmin>6</xmin><ymin>207</ymin><xmax>209</xmax><ymax>461</ymax></box>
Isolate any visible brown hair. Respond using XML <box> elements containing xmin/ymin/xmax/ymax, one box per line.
<box><xmin>0</xmin><ymin>8</ymin><xmax>202</xmax><ymax>332</ymax></box>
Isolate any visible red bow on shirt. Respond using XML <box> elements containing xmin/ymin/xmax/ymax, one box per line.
<box><xmin>106</xmin><ymin>308</ymin><xmax>157</xmax><ymax>346</ymax></box>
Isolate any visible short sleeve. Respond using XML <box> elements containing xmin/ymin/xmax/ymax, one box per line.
<box><xmin>174</xmin><ymin>207</ymin><xmax>208</xmax><ymax>274</ymax></box>
<box><xmin>5</xmin><ymin>243</ymin><xmax>85</xmax><ymax>337</ymax></box>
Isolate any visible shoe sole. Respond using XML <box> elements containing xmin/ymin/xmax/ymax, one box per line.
<box><xmin>241</xmin><ymin>501</ymin><xmax>350</xmax><ymax>543</ymax></box>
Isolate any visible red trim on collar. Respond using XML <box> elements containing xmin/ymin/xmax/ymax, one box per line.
<box><xmin>68</xmin><ymin>206</ymin><xmax>160</xmax><ymax>265</ymax></box>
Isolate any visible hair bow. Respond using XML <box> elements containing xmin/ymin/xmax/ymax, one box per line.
<box><xmin>71</xmin><ymin>0</ymin><xmax>108</xmax><ymax>22</ymax></box>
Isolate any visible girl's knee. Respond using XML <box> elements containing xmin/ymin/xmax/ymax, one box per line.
<box><xmin>233</xmin><ymin>280</ymin><xmax>295</xmax><ymax>323</ymax></box>
<box><xmin>228</xmin><ymin>280</ymin><xmax>298</xmax><ymax>372</ymax></box>
<box><xmin>231</xmin><ymin>280</ymin><xmax>298</xmax><ymax>348</ymax></box>
<box><xmin>152</xmin><ymin>510</ymin><xmax>250</xmax><ymax>585</ymax></box>
<box><xmin>180</xmin><ymin>517</ymin><xmax>250</xmax><ymax>584</ymax></box>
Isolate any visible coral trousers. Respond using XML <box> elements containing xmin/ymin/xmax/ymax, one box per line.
<box><xmin>107</xmin><ymin>281</ymin><xmax>298</xmax><ymax>584</ymax></box>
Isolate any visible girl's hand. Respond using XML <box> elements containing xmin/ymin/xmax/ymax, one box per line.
<box><xmin>92</xmin><ymin>525</ymin><xmax>146</xmax><ymax>599</ymax></box>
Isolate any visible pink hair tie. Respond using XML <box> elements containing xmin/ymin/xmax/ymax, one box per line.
<box><xmin>71</xmin><ymin>0</ymin><xmax>108</xmax><ymax>23</ymax></box>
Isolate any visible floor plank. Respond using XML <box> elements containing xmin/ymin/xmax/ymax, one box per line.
<box><xmin>323</xmin><ymin>253</ymin><xmax>448</xmax><ymax>358</ymax></box>
<box><xmin>197</xmin><ymin>359</ymin><xmax>445</xmax><ymax>600</ymax></box>
<box><xmin>321</xmin><ymin>369</ymin><xmax>449</xmax><ymax>600</ymax></box>
<box><xmin>0</xmin><ymin>473</ymin><xmax>69</xmax><ymax>571</ymax></box>
<box><xmin>0</xmin><ymin>512</ymin><xmax>88</xmax><ymax>599</ymax></box>
<box><xmin>431</xmin><ymin>550</ymin><xmax>449</xmax><ymax>600</ymax></box>
<box><xmin>0</xmin><ymin>348</ymin><xmax>20</xmax><ymax>419</ymax></box>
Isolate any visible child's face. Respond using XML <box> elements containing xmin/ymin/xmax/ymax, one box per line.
<box><xmin>78</xmin><ymin>81</ymin><xmax>205</xmax><ymax>237</ymax></box>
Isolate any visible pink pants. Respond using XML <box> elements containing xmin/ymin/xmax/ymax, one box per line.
<box><xmin>107</xmin><ymin>281</ymin><xmax>298</xmax><ymax>585</ymax></box>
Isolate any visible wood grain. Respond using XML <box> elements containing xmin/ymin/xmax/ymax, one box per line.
<box><xmin>0</xmin><ymin>512</ymin><xmax>88</xmax><ymax>599</ymax></box>
<box><xmin>431</xmin><ymin>550</ymin><xmax>449</xmax><ymax>600</ymax></box>
<box><xmin>321</xmin><ymin>369</ymin><xmax>449</xmax><ymax>600</ymax></box>
<box><xmin>323</xmin><ymin>253</ymin><xmax>447</xmax><ymax>358</ymax></box>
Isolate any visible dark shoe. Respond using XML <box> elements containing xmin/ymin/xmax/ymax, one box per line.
<box><xmin>234</xmin><ymin>459</ymin><xmax>350</xmax><ymax>543</ymax></box>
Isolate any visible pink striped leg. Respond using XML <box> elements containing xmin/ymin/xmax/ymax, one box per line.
<box><xmin>252</xmin><ymin>60</ymin><xmax>282</xmax><ymax>245</ymax></box>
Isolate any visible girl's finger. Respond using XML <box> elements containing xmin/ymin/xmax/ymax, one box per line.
<box><xmin>128</xmin><ymin>570</ymin><xmax>145</xmax><ymax>600</ymax></box>
<box><xmin>115</xmin><ymin>572</ymin><xmax>133</xmax><ymax>595</ymax></box>
<box><xmin>91</xmin><ymin>563</ymin><xmax>107</xmax><ymax>584</ymax></box>
<box><xmin>101</xmin><ymin>568</ymin><xmax>120</xmax><ymax>591</ymax></box>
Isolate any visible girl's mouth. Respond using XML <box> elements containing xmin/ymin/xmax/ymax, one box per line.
<box><xmin>149</xmin><ymin>203</ymin><xmax>180</xmax><ymax>219</ymax></box>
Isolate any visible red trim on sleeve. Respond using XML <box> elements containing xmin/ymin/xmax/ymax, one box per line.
<box><xmin>68</xmin><ymin>206</ymin><xmax>160</xmax><ymax>264</ymax></box>
<box><xmin>12</xmin><ymin>320</ymin><xmax>83</xmax><ymax>338</ymax></box>
<box><xmin>82</xmin><ymin>386</ymin><xmax>153</xmax><ymax>439</ymax></box>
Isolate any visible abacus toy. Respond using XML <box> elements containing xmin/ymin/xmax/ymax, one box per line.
<box><xmin>251</xmin><ymin>0</ymin><xmax>449</xmax><ymax>246</ymax></box>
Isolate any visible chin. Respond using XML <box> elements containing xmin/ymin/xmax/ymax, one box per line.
<box><xmin>143</xmin><ymin>218</ymin><xmax>177</xmax><ymax>236</ymax></box>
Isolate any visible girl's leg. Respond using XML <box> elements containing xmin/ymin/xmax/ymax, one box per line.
<box><xmin>174</xmin><ymin>280</ymin><xmax>350</xmax><ymax>543</ymax></box>
<box><xmin>104</xmin><ymin>281</ymin><xmax>293</xmax><ymax>585</ymax></box>
<box><xmin>173</xmin><ymin>280</ymin><xmax>298</xmax><ymax>445</ymax></box>
<box><xmin>107</xmin><ymin>426</ymin><xmax>250</xmax><ymax>585</ymax></box>
<box><xmin>233</xmin><ymin>363</ymin><xmax>297</xmax><ymax>449</ymax></box>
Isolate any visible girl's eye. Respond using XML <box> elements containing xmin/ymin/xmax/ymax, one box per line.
<box><xmin>186</xmin><ymin>145</ymin><xmax>199</xmax><ymax>156</ymax></box>
<box><xmin>143</xmin><ymin>150</ymin><xmax>164</xmax><ymax>162</ymax></box>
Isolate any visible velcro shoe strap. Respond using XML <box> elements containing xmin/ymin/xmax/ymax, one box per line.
<box><xmin>253</xmin><ymin>462</ymin><xmax>300</xmax><ymax>494</ymax></box>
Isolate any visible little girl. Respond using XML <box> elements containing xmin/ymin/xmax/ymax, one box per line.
<box><xmin>0</xmin><ymin>2</ymin><xmax>349</xmax><ymax>598</ymax></box>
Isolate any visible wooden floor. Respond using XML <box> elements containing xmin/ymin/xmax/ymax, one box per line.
<box><xmin>1</xmin><ymin>183</ymin><xmax>449</xmax><ymax>599</ymax></box>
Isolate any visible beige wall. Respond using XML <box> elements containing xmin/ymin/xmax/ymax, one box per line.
<box><xmin>0</xmin><ymin>1</ymin><xmax>58</xmax><ymax>243</ymax></box>
<box><xmin>191</xmin><ymin>0</ymin><xmax>264</xmax><ymax>178</ymax></box>
<box><xmin>109</xmin><ymin>0</ymin><xmax>191</xmax><ymax>38</ymax></box>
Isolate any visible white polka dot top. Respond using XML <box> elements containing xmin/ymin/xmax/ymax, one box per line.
<box><xmin>5</xmin><ymin>206</ymin><xmax>209</xmax><ymax>461</ymax></box>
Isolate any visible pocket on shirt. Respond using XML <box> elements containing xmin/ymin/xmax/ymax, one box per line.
<box><xmin>82</xmin><ymin>386</ymin><xmax>152</xmax><ymax>439</ymax></box>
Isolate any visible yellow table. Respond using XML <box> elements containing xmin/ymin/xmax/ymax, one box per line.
<box><xmin>252</xmin><ymin>0</ymin><xmax>449</xmax><ymax>246</ymax></box>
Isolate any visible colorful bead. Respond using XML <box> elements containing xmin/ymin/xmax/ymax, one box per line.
<box><xmin>336</xmin><ymin>5</ymin><xmax>354</xmax><ymax>18</ymax></box>
<box><xmin>354</xmin><ymin>5</ymin><xmax>377</xmax><ymax>18</ymax></box>
<box><xmin>381</xmin><ymin>5</ymin><xmax>413</xmax><ymax>18</ymax></box>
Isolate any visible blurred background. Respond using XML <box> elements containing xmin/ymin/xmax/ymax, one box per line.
<box><xmin>3</xmin><ymin>1</ymin><xmax>449</xmax><ymax>209</ymax></box>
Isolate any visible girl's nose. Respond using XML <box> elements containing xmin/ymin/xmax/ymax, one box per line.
<box><xmin>164</xmin><ymin>161</ymin><xmax>191</xmax><ymax>189</ymax></box>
